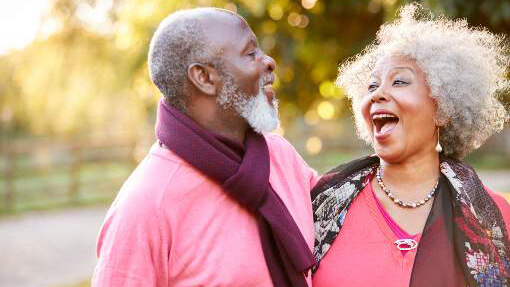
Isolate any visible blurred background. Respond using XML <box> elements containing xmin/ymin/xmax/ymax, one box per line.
<box><xmin>1</xmin><ymin>0</ymin><xmax>509</xmax><ymax>286</ymax></box>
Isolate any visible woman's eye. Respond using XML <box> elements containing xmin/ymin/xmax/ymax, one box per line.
<box><xmin>368</xmin><ymin>84</ymin><xmax>378</xmax><ymax>92</ymax></box>
<box><xmin>393</xmin><ymin>79</ymin><xmax>408</xmax><ymax>85</ymax></box>
<box><xmin>247</xmin><ymin>51</ymin><xmax>257</xmax><ymax>58</ymax></box>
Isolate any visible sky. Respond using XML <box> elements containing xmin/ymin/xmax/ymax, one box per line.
<box><xmin>0</xmin><ymin>0</ymin><xmax>50</xmax><ymax>55</ymax></box>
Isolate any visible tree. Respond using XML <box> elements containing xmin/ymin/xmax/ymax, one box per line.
<box><xmin>1</xmin><ymin>0</ymin><xmax>508</xmax><ymax>137</ymax></box>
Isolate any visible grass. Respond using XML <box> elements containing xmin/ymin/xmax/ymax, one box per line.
<box><xmin>465</xmin><ymin>152</ymin><xmax>510</xmax><ymax>170</ymax></box>
<box><xmin>0</xmin><ymin>161</ymin><xmax>133</xmax><ymax>216</ymax></box>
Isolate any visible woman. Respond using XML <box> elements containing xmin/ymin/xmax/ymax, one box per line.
<box><xmin>312</xmin><ymin>4</ymin><xmax>510</xmax><ymax>287</ymax></box>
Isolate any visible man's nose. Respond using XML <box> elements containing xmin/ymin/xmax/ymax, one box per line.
<box><xmin>263</xmin><ymin>54</ymin><xmax>276</xmax><ymax>72</ymax></box>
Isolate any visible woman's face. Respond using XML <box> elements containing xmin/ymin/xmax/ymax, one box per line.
<box><xmin>360</xmin><ymin>56</ymin><xmax>438</xmax><ymax>163</ymax></box>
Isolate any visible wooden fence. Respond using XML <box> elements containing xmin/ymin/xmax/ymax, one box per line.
<box><xmin>1</xmin><ymin>138</ymin><xmax>142</xmax><ymax>212</ymax></box>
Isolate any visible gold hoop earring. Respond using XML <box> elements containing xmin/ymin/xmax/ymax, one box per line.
<box><xmin>435</xmin><ymin>127</ymin><xmax>442</xmax><ymax>153</ymax></box>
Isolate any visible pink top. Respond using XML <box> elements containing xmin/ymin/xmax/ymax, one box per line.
<box><xmin>92</xmin><ymin>133</ymin><xmax>319</xmax><ymax>287</ymax></box>
<box><xmin>371</xmin><ymin>182</ymin><xmax>419</xmax><ymax>255</ymax></box>
<box><xmin>312</xmin><ymin>181</ymin><xmax>510</xmax><ymax>287</ymax></box>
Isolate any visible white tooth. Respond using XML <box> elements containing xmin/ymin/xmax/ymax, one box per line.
<box><xmin>372</xmin><ymin>113</ymin><xmax>397</xmax><ymax>120</ymax></box>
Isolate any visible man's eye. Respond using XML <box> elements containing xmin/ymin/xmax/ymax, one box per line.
<box><xmin>368</xmin><ymin>84</ymin><xmax>378</xmax><ymax>92</ymax></box>
<box><xmin>247</xmin><ymin>51</ymin><xmax>257</xmax><ymax>58</ymax></box>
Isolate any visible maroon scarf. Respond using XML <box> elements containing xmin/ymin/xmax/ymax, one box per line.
<box><xmin>155</xmin><ymin>100</ymin><xmax>315</xmax><ymax>286</ymax></box>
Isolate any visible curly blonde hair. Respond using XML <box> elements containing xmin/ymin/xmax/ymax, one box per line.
<box><xmin>337</xmin><ymin>3</ymin><xmax>510</xmax><ymax>159</ymax></box>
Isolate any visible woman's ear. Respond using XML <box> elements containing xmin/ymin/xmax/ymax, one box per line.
<box><xmin>187</xmin><ymin>63</ymin><xmax>220</xmax><ymax>96</ymax></box>
<box><xmin>432</xmin><ymin>99</ymin><xmax>447</xmax><ymax>127</ymax></box>
<box><xmin>434</xmin><ymin>117</ymin><xmax>448</xmax><ymax>127</ymax></box>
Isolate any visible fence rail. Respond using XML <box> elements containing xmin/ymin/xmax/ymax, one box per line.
<box><xmin>1</xmin><ymin>139</ymin><xmax>141</xmax><ymax>212</ymax></box>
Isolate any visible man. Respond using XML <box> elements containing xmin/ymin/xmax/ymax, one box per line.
<box><xmin>92</xmin><ymin>7</ymin><xmax>318</xmax><ymax>287</ymax></box>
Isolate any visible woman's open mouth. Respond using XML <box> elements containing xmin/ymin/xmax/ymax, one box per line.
<box><xmin>371</xmin><ymin>112</ymin><xmax>399</xmax><ymax>140</ymax></box>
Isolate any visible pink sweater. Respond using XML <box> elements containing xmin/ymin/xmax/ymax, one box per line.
<box><xmin>312</xmin><ymin>181</ymin><xmax>510</xmax><ymax>287</ymax></box>
<box><xmin>92</xmin><ymin>134</ymin><xmax>318</xmax><ymax>287</ymax></box>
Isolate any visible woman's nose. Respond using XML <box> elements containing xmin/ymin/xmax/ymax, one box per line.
<box><xmin>370</xmin><ymin>87</ymin><xmax>390</xmax><ymax>103</ymax></box>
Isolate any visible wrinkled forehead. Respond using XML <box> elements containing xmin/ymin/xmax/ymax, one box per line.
<box><xmin>370</xmin><ymin>55</ymin><xmax>419</xmax><ymax>78</ymax></box>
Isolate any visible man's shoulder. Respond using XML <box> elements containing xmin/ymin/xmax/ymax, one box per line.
<box><xmin>115</xmin><ymin>143</ymin><xmax>210</xmax><ymax>209</ymax></box>
<box><xmin>263</xmin><ymin>132</ymin><xmax>289</xmax><ymax>143</ymax></box>
<box><xmin>264</xmin><ymin>132</ymin><xmax>318</xmax><ymax>178</ymax></box>
<box><xmin>264</xmin><ymin>133</ymin><xmax>298</xmax><ymax>155</ymax></box>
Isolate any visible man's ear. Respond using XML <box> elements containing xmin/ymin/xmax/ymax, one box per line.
<box><xmin>187</xmin><ymin>63</ymin><xmax>220</xmax><ymax>96</ymax></box>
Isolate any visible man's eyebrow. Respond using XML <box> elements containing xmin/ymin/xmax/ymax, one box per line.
<box><xmin>248</xmin><ymin>37</ymin><xmax>258</xmax><ymax>47</ymax></box>
<box><xmin>242</xmin><ymin>37</ymin><xmax>258</xmax><ymax>52</ymax></box>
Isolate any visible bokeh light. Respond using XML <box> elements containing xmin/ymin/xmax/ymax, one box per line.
<box><xmin>268</xmin><ymin>4</ymin><xmax>284</xmax><ymax>21</ymax></box>
<box><xmin>287</xmin><ymin>12</ymin><xmax>309</xmax><ymax>28</ymax></box>
<box><xmin>319</xmin><ymin>80</ymin><xmax>343</xmax><ymax>99</ymax></box>
<box><xmin>304</xmin><ymin>110</ymin><xmax>320</xmax><ymax>125</ymax></box>
<box><xmin>302</xmin><ymin>0</ymin><xmax>317</xmax><ymax>10</ymax></box>
<box><xmin>275</xmin><ymin>126</ymin><xmax>285</xmax><ymax>136</ymax></box>
<box><xmin>317</xmin><ymin>101</ymin><xmax>335</xmax><ymax>120</ymax></box>
<box><xmin>306</xmin><ymin>136</ymin><xmax>323</xmax><ymax>155</ymax></box>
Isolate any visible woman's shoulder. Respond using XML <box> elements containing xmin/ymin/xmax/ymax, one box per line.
<box><xmin>311</xmin><ymin>155</ymin><xmax>378</xmax><ymax>199</ymax></box>
<box><xmin>484</xmin><ymin>186</ymin><xmax>510</xmax><ymax>213</ymax></box>
<box><xmin>483</xmin><ymin>186</ymin><xmax>510</xmax><ymax>231</ymax></box>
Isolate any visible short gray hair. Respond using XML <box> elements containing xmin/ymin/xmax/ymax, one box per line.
<box><xmin>148</xmin><ymin>8</ymin><xmax>230</xmax><ymax>111</ymax></box>
<box><xmin>337</xmin><ymin>3</ymin><xmax>510</xmax><ymax>159</ymax></box>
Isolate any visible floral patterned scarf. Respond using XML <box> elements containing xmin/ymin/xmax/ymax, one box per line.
<box><xmin>312</xmin><ymin>155</ymin><xmax>510</xmax><ymax>286</ymax></box>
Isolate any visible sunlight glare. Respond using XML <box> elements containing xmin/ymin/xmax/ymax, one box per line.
<box><xmin>0</xmin><ymin>0</ymin><xmax>50</xmax><ymax>54</ymax></box>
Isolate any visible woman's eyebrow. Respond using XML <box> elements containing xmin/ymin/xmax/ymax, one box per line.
<box><xmin>391</xmin><ymin>66</ymin><xmax>416</xmax><ymax>75</ymax></box>
<box><xmin>370</xmin><ymin>66</ymin><xmax>415</xmax><ymax>79</ymax></box>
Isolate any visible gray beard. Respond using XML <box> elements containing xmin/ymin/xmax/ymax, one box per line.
<box><xmin>217</xmin><ymin>73</ymin><xmax>279</xmax><ymax>134</ymax></box>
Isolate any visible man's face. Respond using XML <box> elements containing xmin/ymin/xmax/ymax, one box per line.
<box><xmin>206</xmin><ymin>13</ymin><xmax>279</xmax><ymax>134</ymax></box>
<box><xmin>218</xmin><ymin>70</ymin><xmax>279</xmax><ymax>134</ymax></box>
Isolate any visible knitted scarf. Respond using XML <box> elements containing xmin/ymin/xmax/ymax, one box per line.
<box><xmin>155</xmin><ymin>100</ymin><xmax>315</xmax><ymax>286</ymax></box>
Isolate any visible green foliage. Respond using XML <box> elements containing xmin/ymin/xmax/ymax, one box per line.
<box><xmin>1</xmin><ymin>0</ymin><xmax>508</xmax><ymax>136</ymax></box>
